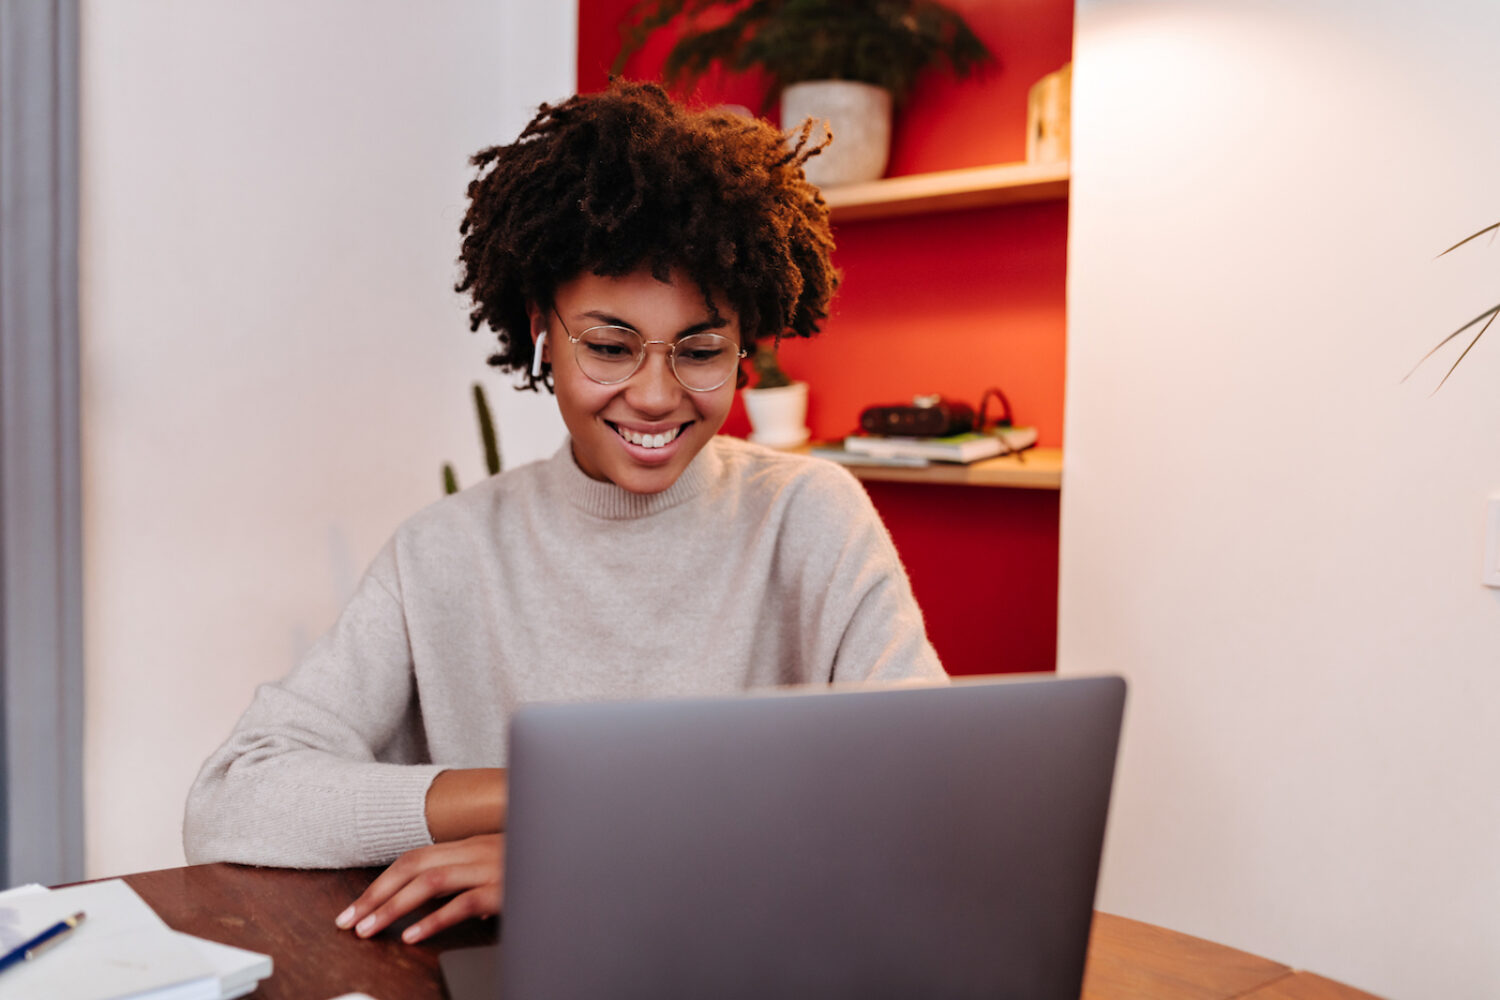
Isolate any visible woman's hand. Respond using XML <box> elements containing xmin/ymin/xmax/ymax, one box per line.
<box><xmin>335</xmin><ymin>834</ymin><xmax>504</xmax><ymax>944</ymax></box>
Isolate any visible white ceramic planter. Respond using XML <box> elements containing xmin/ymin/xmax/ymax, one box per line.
<box><xmin>743</xmin><ymin>382</ymin><xmax>810</xmax><ymax>449</ymax></box>
<box><xmin>781</xmin><ymin>80</ymin><xmax>892</xmax><ymax>188</ymax></box>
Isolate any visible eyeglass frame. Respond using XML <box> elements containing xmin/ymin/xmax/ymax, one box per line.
<box><xmin>550</xmin><ymin>309</ymin><xmax>748</xmax><ymax>393</ymax></box>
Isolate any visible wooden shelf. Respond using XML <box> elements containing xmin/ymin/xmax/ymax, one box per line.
<box><xmin>802</xmin><ymin>446</ymin><xmax>1063</xmax><ymax>490</ymax></box>
<box><xmin>822</xmin><ymin>161</ymin><xmax>1069</xmax><ymax>223</ymax></box>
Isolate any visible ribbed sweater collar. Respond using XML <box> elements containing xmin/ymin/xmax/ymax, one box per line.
<box><xmin>549</xmin><ymin>436</ymin><xmax>725</xmax><ymax>520</ymax></box>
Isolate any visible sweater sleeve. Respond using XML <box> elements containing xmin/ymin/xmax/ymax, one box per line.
<box><xmin>183</xmin><ymin>542</ymin><xmax>445</xmax><ymax>868</ymax></box>
<box><xmin>785</xmin><ymin>462</ymin><xmax>948</xmax><ymax>685</ymax></box>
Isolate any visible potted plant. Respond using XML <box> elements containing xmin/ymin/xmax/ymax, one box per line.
<box><xmin>614</xmin><ymin>0</ymin><xmax>995</xmax><ymax>187</ymax></box>
<box><xmin>742</xmin><ymin>342</ymin><xmax>809</xmax><ymax>448</ymax></box>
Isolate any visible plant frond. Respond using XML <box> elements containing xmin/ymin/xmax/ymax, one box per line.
<box><xmin>1404</xmin><ymin>303</ymin><xmax>1500</xmax><ymax>386</ymax></box>
<box><xmin>614</xmin><ymin>0</ymin><xmax>737</xmax><ymax>76</ymax></box>
<box><xmin>1437</xmin><ymin>221</ymin><xmax>1500</xmax><ymax>258</ymax></box>
<box><xmin>1430</xmin><ymin>306</ymin><xmax>1499</xmax><ymax>393</ymax></box>
<box><xmin>474</xmin><ymin>383</ymin><xmax>501</xmax><ymax>475</ymax></box>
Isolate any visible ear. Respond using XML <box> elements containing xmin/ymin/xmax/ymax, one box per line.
<box><xmin>524</xmin><ymin>302</ymin><xmax>549</xmax><ymax>361</ymax></box>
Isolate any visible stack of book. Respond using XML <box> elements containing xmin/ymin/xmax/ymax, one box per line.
<box><xmin>813</xmin><ymin>426</ymin><xmax>1038</xmax><ymax>467</ymax></box>
<box><xmin>0</xmin><ymin>880</ymin><xmax>272</xmax><ymax>999</ymax></box>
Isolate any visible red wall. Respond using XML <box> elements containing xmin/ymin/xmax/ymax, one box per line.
<box><xmin>578</xmin><ymin>0</ymin><xmax>1072</xmax><ymax>675</ymax></box>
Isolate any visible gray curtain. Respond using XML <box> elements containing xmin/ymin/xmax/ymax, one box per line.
<box><xmin>0</xmin><ymin>0</ymin><xmax>84</xmax><ymax>885</ymax></box>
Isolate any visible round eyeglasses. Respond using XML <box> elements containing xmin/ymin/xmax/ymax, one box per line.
<box><xmin>560</xmin><ymin>320</ymin><xmax>747</xmax><ymax>393</ymax></box>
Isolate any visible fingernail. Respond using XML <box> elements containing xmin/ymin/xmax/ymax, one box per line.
<box><xmin>402</xmin><ymin>925</ymin><xmax>421</xmax><ymax>943</ymax></box>
<box><xmin>356</xmin><ymin>915</ymin><xmax>377</xmax><ymax>937</ymax></box>
<box><xmin>335</xmin><ymin>906</ymin><xmax>356</xmax><ymax>929</ymax></box>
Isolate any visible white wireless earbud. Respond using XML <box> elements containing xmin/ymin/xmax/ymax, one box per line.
<box><xmin>531</xmin><ymin>330</ymin><xmax>548</xmax><ymax>378</ymax></box>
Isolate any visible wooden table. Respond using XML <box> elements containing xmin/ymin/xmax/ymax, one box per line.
<box><xmin>121</xmin><ymin>863</ymin><xmax>1381</xmax><ymax>1000</ymax></box>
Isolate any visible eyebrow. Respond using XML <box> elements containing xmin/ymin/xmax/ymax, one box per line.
<box><xmin>579</xmin><ymin>310</ymin><xmax>729</xmax><ymax>340</ymax></box>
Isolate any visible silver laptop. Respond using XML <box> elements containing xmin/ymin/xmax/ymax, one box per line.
<box><xmin>445</xmin><ymin>673</ymin><xmax>1125</xmax><ymax>1000</ymax></box>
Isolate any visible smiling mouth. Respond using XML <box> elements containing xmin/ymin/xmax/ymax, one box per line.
<box><xmin>610</xmin><ymin>422</ymin><xmax>686</xmax><ymax>450</ymax></box>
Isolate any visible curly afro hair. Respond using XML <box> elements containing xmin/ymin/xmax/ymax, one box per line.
<box><xmin>456</xmin><ymin>79</ymin><xmax>839</xmax><ymax>391</ymax></box>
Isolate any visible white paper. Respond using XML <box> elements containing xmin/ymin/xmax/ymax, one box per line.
<box><xmin>177</xmin><ymin>932</ymin><xmax>272</xmax><ymax>998</ymax></box>
<box><xmin>0</xmin><ymin>880</ymin><xmax>219</xmax><ymax>1000</ymax></box>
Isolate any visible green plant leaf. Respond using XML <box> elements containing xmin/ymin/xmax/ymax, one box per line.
<box><xmin>440</xmin><ymin>382</ymin><xmax>504</xmax><ymax>497</ymax></box>
<box><xmin>474</xmin><ymin>383</ymin><xmax>502</xmax><ymax>476</ymax></box>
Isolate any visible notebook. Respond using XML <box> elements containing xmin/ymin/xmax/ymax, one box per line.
<box><xmin>0</xmin><ymin>881</ymin><xmax>271</xmax><ymax>1000</ymax></box>
<box><xmin>445</xmin><ymin>673</ymin><xmax>1125</xmax><ymax>1000</ymax></box>
<box><xmin>0</xmin><ymin>880</ymin><xmax>219</xmax><ymax>1000</ymax></box>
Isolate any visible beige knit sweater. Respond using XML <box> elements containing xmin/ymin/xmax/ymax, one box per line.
<box><xmin>183</xmin><ymin>437</ymin><xmax>945</xmax><ymax>868</ymax></box>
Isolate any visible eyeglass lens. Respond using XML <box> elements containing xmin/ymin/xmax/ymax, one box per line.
<box><xmin>573</xmin><ymin>326</ymin><xmax>741</xmax><ymax>392</ymax></box>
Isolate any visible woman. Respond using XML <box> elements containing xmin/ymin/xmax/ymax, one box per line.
<box><xmin>183</xmin><ymin>81</ymin><xmax>945</xmax><ymax>943</ymax></box>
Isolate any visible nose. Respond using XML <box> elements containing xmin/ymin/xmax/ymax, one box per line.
<box><xmin>623</xmin><ymin>343</ymin><xmax>682</xmax><ymax>414</ymax></box>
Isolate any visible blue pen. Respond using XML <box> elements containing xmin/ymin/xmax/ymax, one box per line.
<box><xmin>0</xmin><ymin>910</ymin><xmax>87</xmax><ymax>973</ymax></box>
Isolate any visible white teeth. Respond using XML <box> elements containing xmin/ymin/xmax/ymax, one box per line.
<box><xmin>617</xmin><ymin>425</ymin><xmax>681</xmax><ymax>449</ymax></box>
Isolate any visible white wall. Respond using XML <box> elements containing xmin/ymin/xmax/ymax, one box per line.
<box><xmin>80</xmin><ymin>0</ymin><xmax>574</xmax><ymax>878</ymax></box>
<box><xmin>1061</xmin><ymin>2</ymin><xmax>1500</xmax><ymax>998</ymax></box>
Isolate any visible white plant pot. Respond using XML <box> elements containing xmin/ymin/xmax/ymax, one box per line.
<box><xmin>781</xmin><ymin>80</ymin><xmax>892</xmax><ymax>188</ymax></box>
<box><xmin>743</xmin><ymin>382</ymin><xmax>809</xmax><ymax>449</ymax></box>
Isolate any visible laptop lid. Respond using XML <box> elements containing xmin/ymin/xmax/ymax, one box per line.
<box><xmin>497</xmin><ymin>674</ymin><xmax>1126</xmax><ymax>1000</ymax></box>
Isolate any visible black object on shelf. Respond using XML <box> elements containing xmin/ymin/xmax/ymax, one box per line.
<box><xmin>859</xmin><ymin>395</ymin><xmax>974</xmax><ymax>437</ymax></box>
